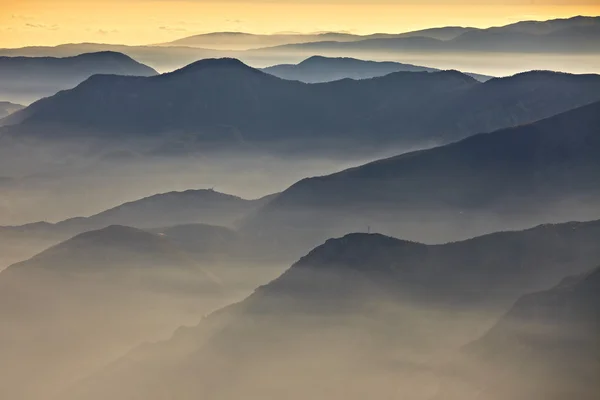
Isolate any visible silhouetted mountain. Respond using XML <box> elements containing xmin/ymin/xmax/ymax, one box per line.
<box><xmin>261</xmin><ymin>16</ymin><xmax>600</xmax><ymax>54</ymax></box>
<box><xmin>262</xmin><ymin>55</ymin><xmax>492</xmax><ymax>83</ymax></box>
<box><xmin>0</xmin><ymin>101</ymin><xmax>23</xmax><ymax>118</ymax></box>
<box><xmin>0</xmin><ymin>225</ymin><xmax>223</xmax><ymax>400</ymax></box>
<box><xmin>63</xmin><ymin>221</ymin><xmax>600</xmax><ymax>400</ymax></box>
<box><xmin>245</xmin><ymin>100</ymin><xmax>600</xmax><ymax>250</ymax></box>
<box><xmin>3</xmin><ymin>59</ymin><xmax>600</xmax><ymax>156</ymax></box>
<box><xmin>0</xmin><ymin>51</ymin><xmax>157</xmax><ymax>104</ymax></box>
<box><xmin>439</xmin><ymin>265</ymin><xmax>600</xmax><ymax>400</ymax></box>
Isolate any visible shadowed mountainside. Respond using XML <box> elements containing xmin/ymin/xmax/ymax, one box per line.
<box><xmin>243</xmin><ymin>100</ymin><xmax>600</xmax><ymax>251</ymax></box>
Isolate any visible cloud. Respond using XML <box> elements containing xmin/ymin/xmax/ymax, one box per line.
<box><xmin>11</xmin><ymin>14</ymin><xmax>34</xmax><ymax>21</ymax></box>
<box><xmin>159</xmin><ymin>26</ymin><xmax>188</xmax><ymax>32</ymax></box>
<box><xmin>97</xmin><ymin>29</ymin><xmax>120</xmax><ymax>35</ymax></box>
<box><xmin>25</xmin><ymin>23</ymin><xmax>60</xmax><ymax>30</ymax></box>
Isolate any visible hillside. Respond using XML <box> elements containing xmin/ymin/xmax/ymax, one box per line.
<box><xmin>244</xmin><ymin>100</ymin><xmax>600</xmax><ymax>250</ymax></box>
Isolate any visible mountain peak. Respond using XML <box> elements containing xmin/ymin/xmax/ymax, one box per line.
<box><xmin>301</xmin><ymin>55</ymin><xmax>333</xmax><ymax>63</ymax></box>
<box><xmin>64</xmin><ymin>225</ymin><xmax>167</xmax><ymax>249</ymax></box>
<box><xmin>293</xmin><ymin>233</ymin><xmax>425</xmax><ymax>272</ymax></box>
<box><xmin>170</xmin><ymin>58</ymin><xmax>257</xmax><ymax>75</ymax></box>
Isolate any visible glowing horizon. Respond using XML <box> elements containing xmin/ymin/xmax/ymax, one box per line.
<box><xmin>1</xmin><ymin>1</ymin><xmax>599</xmax><ymax>48</ymax></box>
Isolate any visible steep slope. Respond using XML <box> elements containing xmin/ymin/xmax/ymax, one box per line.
<box><xmin>3</xmin><ymin>58</ymin><xmax>600</xmax><ymax>156</ymax></box>
<box><xmin>0</xmin><ymin>225</ymin><xmax>223</xmax><ymax>400</ymax></box>
<box><xmin>0</xmin><ymin>101</ymin><xmax>23</xmax><ymax>118</ymax></box>
<box><xmin>262</xmin><ymin>55</ymin><xmax>492</xmax><ymax>83</ymax></box>
<box><xmin>439</xmin><ymin>266</ymin><xmax>600</xmax><ymax>400</ymax></box>
<box><xmin>63</xmin><ymin>223</ymin><xmax>600</xmax><ymax>400</ymax></box>
<box><xmin>0</xmin><ymin>51</ymin><xmax>157</xmax><ymax>104</ymax></box>
<box><xmin>245</xmin><ymin>100</ymin><xmax>600</xmax><ymax>249</ymax></box>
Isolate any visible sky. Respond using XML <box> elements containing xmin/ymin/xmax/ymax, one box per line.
<box><xmin>1</xmin><ymin>0</ymin><xmax>599</xmax><ymax>48</ymax></box>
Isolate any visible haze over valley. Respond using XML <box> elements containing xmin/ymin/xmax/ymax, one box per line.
<box><xmin>1</xmin><ymin>3</ymin><xmax>599</xmax><ymax>400</ymax></box>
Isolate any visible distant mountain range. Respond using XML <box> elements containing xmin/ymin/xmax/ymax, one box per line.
<box><xmin>159</xmin><ymin>27</ymin><xmax>477</xmax><ymax>50</ymax></box>
<box><xmin>3</xmin><ymin>59</ymin><xmax>600</xmax><ymax>159</ymax></box>
<box><xmin>160</xmin><ymin>16</ymin><xmax>599</xmax><ymax>53</ymax></box>
<box><xmin>0</xmin><ymin>101</ymin><xmax>23</xmax><ymax>118</ymax></box>
<box><xmin>60</xmin><ymin>221</ymin><xmax>600</xmax><ymax>400</ymax></box>
<box><xmin>0</xmin><ymin>225</ymin><xmax>224</xmax><ymax>400</ymax></box>
<box><xmin>0</xmin><ymin>17</ymin><xmax>597</xmax><ymax>74</ymax></box>
<box><xmin>262</xmin><ymin>55</ymin><xmax>493</xmax><ymax>83</ymax></box>
<box><xmin>0</xmin><ymin>51</ymin><xmax>157</xmax><ymax>104</ymax></box>
<box><xmin>244</xmin><ymin>100</ymin><xmax>600</xmax><ymax>250</ymax></box>
<box><xmin>259</xmin><ymin>16</ymin><xmax>600</xmax><ymax>54</ymax></box>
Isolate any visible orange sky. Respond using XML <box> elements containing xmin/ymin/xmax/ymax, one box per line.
<box><xmin>1</xmin><ymin>0</ymin><xmax>599</xmax><ymax>48</ymax></box>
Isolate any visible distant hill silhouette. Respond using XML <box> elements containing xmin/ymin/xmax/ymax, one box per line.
<box><xmin>244</xmin><ymin>100</ymin><xmax>600</xmax><ymax>250</ymax></box>
<box><xmin>439</xmin><ymin>265</ymin><xmax>600</xmax><ymax>400</ymax></box>
<box><xmin>0</xmin><ymin>189</ymin><xmax>270</xmax><ymax>265</ymax></box>
<box><xmin>54</xmin><ymin>188</ymin><xmax>267</xmax><ymax>231</ymax></box>
<box><xmin>262</xmin><ymin>55</ymin><xmax>492</xmax><ymax>83</ymax></box>
<box><xmin>61</xmin><ymin>221</ymin><xmax>600</xmax><ymax>400</ymax></box>
<box><xmin>160</xmin><ymin>27</ymin><xmax>477</xmax><ymax>50</ymax></box>
<box><xmin>0</xmin><ymin>225</ymin><xmax>223</xmax><ymax>400</ymax></box>
<box><xmin>4</xmin><ymin>59</ymin><xmax>600</xmax><ymax>157</ymax></box>
<box><xmin>0</xmin><ymin>51</ymin><xmax>157</xmax><ymax>104</ymax></box>
<box><xmin>0</xmin><ymin>101</ymin><xmax>23</xmax><ymax>118</ymax></box>
<box><xmin>161</xmin><ymin>32</ymin><xmax>361</xmax><ymax>50</ymax></box>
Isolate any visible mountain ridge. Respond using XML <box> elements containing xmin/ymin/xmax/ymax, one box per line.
<box><xmin>3</xmin><ymin>59</ymin><xmax>600</xmax><ymax>157</ymax></box>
